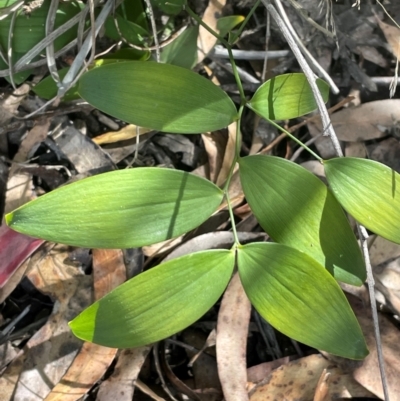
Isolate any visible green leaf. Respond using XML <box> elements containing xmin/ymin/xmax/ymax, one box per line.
<box><xmin>33</xmin><ymin>67</ymin><xmax>80</xmax><ymax>101</ymax></box>
<box><xmin>118</xmin><ymin>0</ymin><xmax>148</xmax><ymax>30</ymax></box>
<box><xmin>239</xmin><ymin>155</ymin><xmax>365</xmax><ymax>285</ymax></box>
<box><xmin>0</xmin><ymin>51</ymin><xmax>32</xmax><ymax>84</ymax></box>
<box><xmin>70</xmin><ymin>249</ymin><xmax>235</xmax><ymax>348</ymax></box>
<box><xmin>101</xmin><ymin>47</ymin><xmax>150</xmax><ymax>61</ymax></box>
<box><xmin>0</xmin><ymin>0</ymin><xmax>81</xmax><ymax>53</ymax></box>
<box><xmin>104</xmin><ymin>14</ymin><xmax>148</xmax><ymax>46</ymax></box>
<box><xmin>34</xmin><ymin>52</ymin><xmax>150</xmax><ymax>101</ymax></box>
<box><xmin>160</xmin><ymin>25</ymin><xmax>198</xmax><ymax>69</ymax></box>
<box><xmin>217</xmin><ymin>15</ymin><xmax>245</xmax><ymax>38</ymax></box>
<box><xmin>247</xmin><ymin>73</ymin><xmax>329</xmax><ymax>121</ymax></box>
<box><xmin>6</xmin><ymin>168</ymin><xmax>224</xmax><ymax>249</ymax></box>
<box><xmin>151</xmin><ymin>0</ymin><xmax>184</xmax><ymax>15</ymax></box>
<box><xmin>238</xmin><ymin>243</ymin><xmax>368</xmax><ymax>359</ymax></box>
<box><xmin>325</xmin><ymin>157</ymin><xmax>400</xmax><ymax>244</ymax></box>
<box><xmin>0</xmin><ymin>0</ymin><xmax>20</xmax><ymax>8</ymax></box>
<box><xmin>78</xmin><ymin>61</ymin><xmax>237</xmax><ymax>134</ymax></box>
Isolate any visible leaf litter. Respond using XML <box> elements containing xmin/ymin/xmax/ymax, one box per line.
<box><xmin>2</xmin><ymin>0</ymin><xmax>400</xmax><ymax>400</ymax></box>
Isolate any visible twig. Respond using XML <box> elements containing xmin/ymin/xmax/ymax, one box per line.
<box><xmin>264</xmin><ymin>0</ymin><xmax>343</xmax><ymax>156</ymax></box>
<box><xmin>273</xmin><ymin>0</ymin><xmax>339</xmax><ymax>94</ymax></box>
<box><xmin>261</xmin><ymin>10</ymin><xmax>271</xmax><ymax>82</ymax></box>
<box><xmin>144</xmin><ymin>0</ymin><xmax>160</xmax><ymax>62</ymax></box>
<box><xmin>58</xmin><ymin>0</ymin><xmax>119</xmax><ymax>96</ymax></box>
<box><xmin>211</xmin><ymin>46</ymin><xmax>289</xmax><ymax>60</ymax></box>
<box><xmin>7</xmin><ymin>9</ymin><xmax>18</xmax><ymax>89</ymax></box>
<box><xmin>357</xmin><ymin>225</ymin><xmax>391</xmax><ymax>401</ymax></box>
<box><xmin>259</xmin><ymin>96</ymin><xmax>353</xmax><ymax>155</ymax></box>
<box><xmin>0</xmin><ymin>12</ymin><xmax>80</xmax><ymax>78</ymax></box>
<box><xmin>263</xmin><ymin>1</ymin><xmax>391</xmax><ymax>399</ymax></box>
<box><xmin>45</xmin><ymin>0</ymin><xmax>61</xmax><ymax>85</ymax></box>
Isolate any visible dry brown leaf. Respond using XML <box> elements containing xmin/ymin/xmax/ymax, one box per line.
<box><xmin>369</xmin><ymin>236</ymin><xmax>400</xmax><ymax>315</ymax></box>
<box><xmin>308</xmin><ymin>99</ymin><xmax>400</xmax><ymax>142</ymax></box>
<box><xmin>247</xmin><ymin>357</ymin><xmax>296</xmax><ymax>386</ymax></box>
<box><xmin>376</xmin><ymin>17</ymin><xmax>400</xmax><ymax>59</ymax></box>
<box><xmin>13</xmin><ymin>118</ymin><xmax>50</xmax><ymax>164</ymax></box>
<box><xmin>92</xmin><ymin>248</ymin><xmax>126</xmax><ymax>299</ymax></box>
<box><xmin>93</xmin><ymin>125</ymin><xmax>151</xmax><ymax>145</ymax></box>
<box><xmin>367</xmin><ymin>136</ymin><xmax>400</xmax><ymax>172</ymax></box>
<box><xmin>216</xmin><ymin>122</ymin><xmax>237</xmax><ymax>187</ymax></box>
<box><xmin>328</xmin><ymin>295</ymin><xmax>400</xmax><ymax>400</ymax></box>
<box><xmin>142</xmin><ymin>236</ymin><xmax>184</xmax><ymax>258</ymax></box>
<box><xmin>182</xmin><ymin>329</ymin><xmax>220</xmax><ymax>400</ymax></box>
<box><xmin>201</xmin><ymin>131</ymin><xmax>228</xmax><ymax>183</ymax></box>
<box><xmin>345</xmin><ymin>141</ymin><xmax>367</xmax><ymax>158</ymax></box>
<box><xmin>374</xmin><ymin>257</ymin><xmax>400</xmax><ymax>316</ymax></box>
<box><xmin>300</xmin><ymin>160</ymin><xmax>326</xmax><ymax>177</ymax></box>
<box><xmin>370</xmin><ymin>235</ymin><xmax>400</xmax><ymax>267</ymax></box>
<box><xmin>197</xmin><ymin>0</ymin><xmax>226</xmax><ymax>64</ymax></box>
<box><xmin>0</xmin><ymin>245</ymin><xmax>90</xmax><ymax>400</ymax></box>
<box><xmin>97</xmin><ymin>346</ymin><xmax>152</xmax><ymax>401</ymax></box>
<box><xmin>217</xmin><ymin>273</ymin><xmax>251</xmax><ymax>401</ymax></box>
<box><xmin>44</xmin><ymin>249</ymin><xmax>126</xmax><ymax>401</ymax></box>
<box><xmin>313</xmin><ymin>369</ymin><xmax>330</xmax><ymax>401</ymax></box>
<box><xmin>0</xmin><ymin>84</ymin><xmax>30</xmax><ymax>127</ymax></box>
<box><xmin>249</xmin><ymin>354</ymin><xmax>375</xmax><ymax>401</ymax></box>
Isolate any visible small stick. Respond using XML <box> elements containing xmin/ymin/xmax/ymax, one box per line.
<box><xmin>263</xmin><ymin>2</ymin><xmax>391</xmax><ymax>400</ymax></box>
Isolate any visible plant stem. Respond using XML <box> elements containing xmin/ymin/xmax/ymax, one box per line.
<box><xmin>263</xmin><ymin>1</ymin><xmax>390</xmax><ymax>399</ymax></box>
<box><xmin>263</xmin><ymin>0</ymin><xmax>343</xmax><ymax>156</ymax></box>
<box><xmin>184</xmin><ymin>2</ymin><xmax>246</xmax><ymax>101</ymax></box>
<box><xmin>230</xmin><ymin>0</ymin><xmax>262</xmax><ymax>44</ymax></box>
<box><xmin>264</xmin><ymin>117</ymin><xmax>323</xmax><ymax>162</ymax></box>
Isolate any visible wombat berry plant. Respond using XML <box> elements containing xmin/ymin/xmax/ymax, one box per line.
<box><xmin>6</xmin><ymin>1</ymin><xmax>400</xmax><ymax>360</ymax></box>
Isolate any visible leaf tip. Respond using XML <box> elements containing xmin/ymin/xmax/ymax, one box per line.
<box><xmin>5</xmin><ymin>212</ymin><xmax>14</xmax><ymax>227</ymax></box>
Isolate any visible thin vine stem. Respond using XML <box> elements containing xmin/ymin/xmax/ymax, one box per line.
<box><xmin>222</xmin><ymin>105</ymin><xmax>245</xmax><ymax>246</ymax></box>
<box><xmin>265</xmin><ymin>117</ymin><xmax>322</xmax><ymax>161</ymax></box>
<box><xmin>184</xmin><ymin>3</ymin><xmax>246</xmax><ymax>101</ymax></box>
<box><xmin>230</xmin><ymin>0</ymin><xmax>262</xmax><ymax>44</ymax></box>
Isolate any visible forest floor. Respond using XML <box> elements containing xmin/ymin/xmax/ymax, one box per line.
<box><xmin>1</xmin><ymin>1</ymin><xmax>400</xmax><ymax>400</ymax></box>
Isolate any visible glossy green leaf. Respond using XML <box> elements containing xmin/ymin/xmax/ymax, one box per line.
<box><xmin>0</xmin><ymin>51</ymin><xmax>32</xmax><ymax>84</ymax></box>
<box><xmin>118</xmin><ymin>0</ymin><xmax>148</xmax><ymax>30</ymax></box>
<box><xmin>0</xmin><ymin>0</ymin><xmax>81</xmax><ymax>53</ymax></box>
<box><xmin>6</xmin><ymin>168</ymin><xmax>223</xmax><ymax>249</ymax></box>
<box><xmin>160</xmin><ymin>25</ymin><xmax>198</xmax><ymax>69</ymax></box>
<box><xmin>70</xmin><ymin>249</ymin><xmax>235</xmax><ymax>348</ymax></box>
<box><xmin>0</xmin><ymin>0</ymin><xmax>20</xmax><ymax>8</ymax></box>
<box><xmin>151</xmin><ymin>0</ymin><xmax>184</xmax><ymax>15</ymax></box>
<box><xmin>325</xmin><ymin>157</ymin><xmax>400</xmax><ymax>244</ymax></box>
<box><xmin>104</xmin><ymin>14</ymin><xmax>148</xmax><ymax>46</ymax></box>
<box><xmin>247</xmin><ymin>73</ymin><xmax>329</xmax><ymax>121</ymax></box>
<box><xmin>33</xmin><ymin>67</ymin><xmax>80</xmax><ymax>101</ymax></box>
<box><xmin>238</xmin><ymin>243</ymin><xmax>368</xmax><ymax>359</ymax></box>
<box><xmin>217</xmin><ymin>15</ymin><xmax>245</xmax><ymax>38</ymax></box>
<box><xmin>78</xmin><ymin>61</ymin><xmax>237</xmax><ymax>134</ymax></box>
<box><xmin>101</xmin><ymin>48</ymin><xmax>150</xmax><ymax>61</ymax></box>
<box><xmin>34</xmin><ymin>52</ymin><xmax>150</xmax><ymax>101</ymax></box>
<box><xmin>239</xmin><ymin>155</ymin><xmax>365</xmax><ymax>285</ymax></box>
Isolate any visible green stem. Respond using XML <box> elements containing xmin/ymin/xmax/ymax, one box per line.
<box><xmin>227</xmin><ymin>46</ymin><xmax>246</xmax><ymax>101</ymax></box>
<box><xmin>222</xmin><ymin>105</ymin><xmax>245</xmax><ymax>246</ymax></box>
<box><xmin>184</xmin><ymin>3</ymin><xmax>227</xmax><ymax>46</ymax></box>
<box><xmin>264</xmin><ymin>116</ymin><xmax>323</xmax><ymax>162</ymax></box>
<box><xmin>223</xmin><ymin>104</ymin><xmax>244</xmax><ymax>193</ymax></box>
<box><xmin>229</xmin><ymin>0</ymin><xmax>262</xmax><ymax>44</ymax></box>
<box><xmin>226</xmin><ymin>191</ymin><xmax>240</xmax><ymax>245</ymax></box>
<box><xmin>184</xmin><ymin>2</ymin><xmax>246</xmax><ymax>101</ymax></box>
